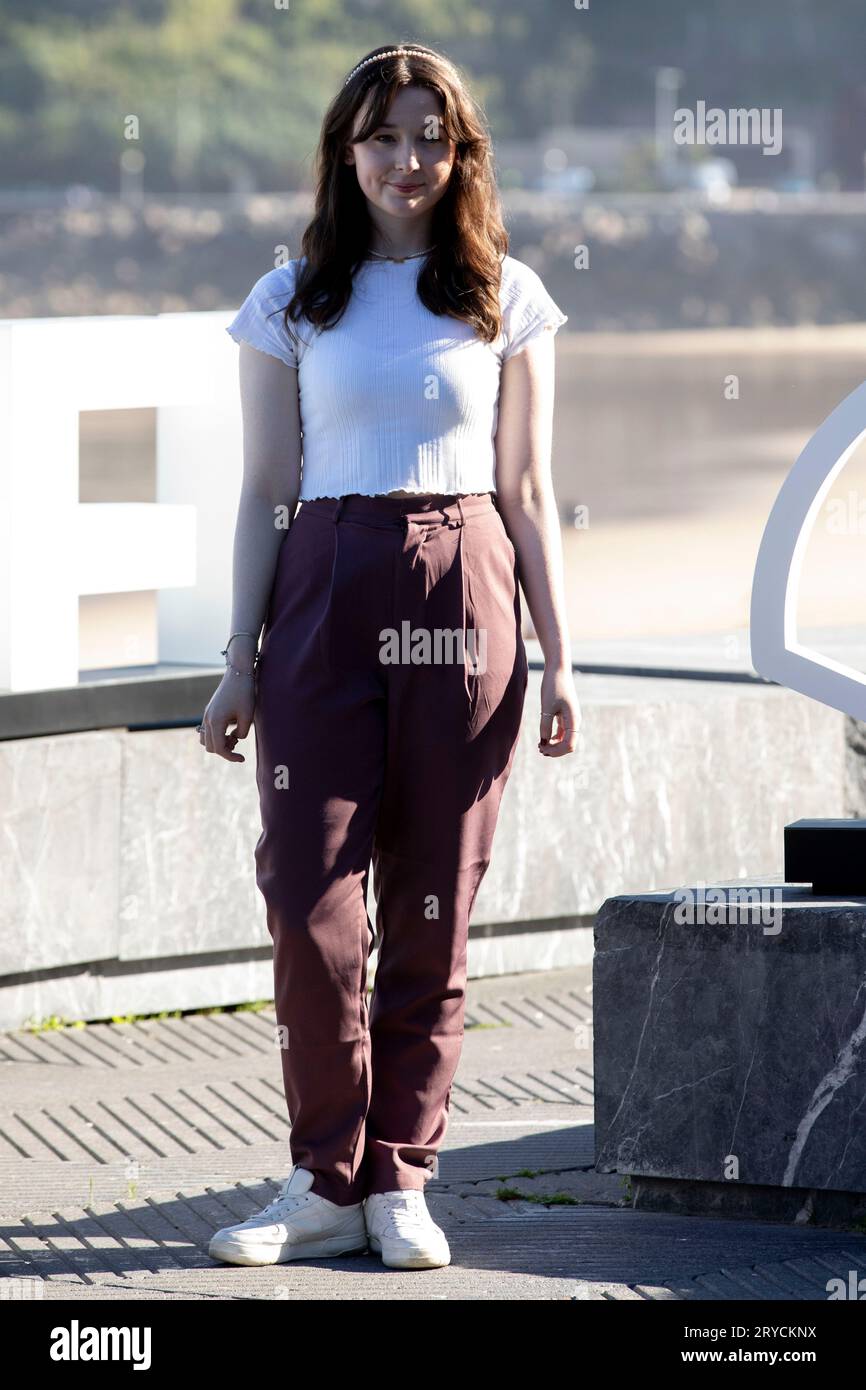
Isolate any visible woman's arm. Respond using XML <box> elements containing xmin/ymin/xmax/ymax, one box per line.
<box><xmin>494</xmin><ymin>330</ymin><xmax>580</xmax><ymax>757</ymax></box>
<box><xmin>200</xmin><ymin>340</ymin><xmax>302</xmax><ymax>761</ymax></box>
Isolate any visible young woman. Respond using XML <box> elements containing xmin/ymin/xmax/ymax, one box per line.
<box><xmin>202</xmin><ymin>42</ymin><xmax>580</xmax><ymax>1271</ymax></box>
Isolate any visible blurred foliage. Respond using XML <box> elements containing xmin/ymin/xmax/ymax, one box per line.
<box><xmin>0</xmin><ymin>0</ymin><xmax>864</xmax><ymax>191</ymax></box>
<box><xmin>0</xmin><ymin>0</ymin><xmax>594</xmax><ymax>191</ymax></box>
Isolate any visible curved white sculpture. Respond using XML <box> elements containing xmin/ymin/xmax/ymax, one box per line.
<box><xmin>750</xmin><ymin>379</ymin><xmax>866</xmax><ymax>721</ymax></box>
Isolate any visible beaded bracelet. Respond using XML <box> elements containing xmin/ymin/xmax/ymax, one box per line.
<box><xmin>221</xmin><ymin>631</ymin><xmax>260</xmax><ymax>677</ymax></box>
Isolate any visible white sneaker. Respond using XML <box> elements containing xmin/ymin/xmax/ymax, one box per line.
<box><xmin>208</xmin><ymin>1165</ymin><xmax>368</xmax><ymax>1266</ymax></box>
<box><xmin>364</xmin><ymin>1189</ymin><xmax>451</xmax><ymax>1269</ymax></box>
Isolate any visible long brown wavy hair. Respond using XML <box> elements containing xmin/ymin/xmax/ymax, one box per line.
<box><xmin>273</xmin><ymin>42</ymin><xmax>510</xmax><ymax>355</ymax></box>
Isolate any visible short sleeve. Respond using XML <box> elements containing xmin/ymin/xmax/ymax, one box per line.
<box><xmin>225</xmin><ymin>265</ymin><xmax>300</xmax><ymax>369</ymax></box>
<box><xmin>500</xmin><ymin>258</ymin><xmax>568</xmax><ymax>361</ymax></box>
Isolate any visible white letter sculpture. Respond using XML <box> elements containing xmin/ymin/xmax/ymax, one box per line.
<box><xmin>751</xmin><ymin>380</ymin><xmax>866</xmax><ymax>721</ymax></box>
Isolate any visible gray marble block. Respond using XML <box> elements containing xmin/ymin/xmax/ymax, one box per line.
<box><xmin>593</xmin><ymin>880</ymin><xmax>866</xmax><ymax>1195</ymax></box>
<box><xmin>0</xmin><ymin>671</ymin><xmax>857</xmax><ymax>1029</ymax></box>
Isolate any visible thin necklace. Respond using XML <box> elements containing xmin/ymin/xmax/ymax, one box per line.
<box><xmin>367</xmin><ymin>246</ymin><xmax>435</xmax><ymax>264</ymax></box>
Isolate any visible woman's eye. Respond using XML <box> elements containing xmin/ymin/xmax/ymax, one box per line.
<box><xmin>373</xmin><ymin>133</ymin><xmax>442</xmax><ymax>144</ymax></box>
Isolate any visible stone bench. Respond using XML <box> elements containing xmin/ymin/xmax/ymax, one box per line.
<box><xmin>593</xmin><ymin>877</ymin><xmax>866</xmax><ymax>1227</ymax></box>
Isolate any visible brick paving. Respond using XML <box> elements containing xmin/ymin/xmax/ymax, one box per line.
<box><xmin>1</xmin><ymin>965</ymin><xmax>864</xmax><ymax>1301</ymax></box>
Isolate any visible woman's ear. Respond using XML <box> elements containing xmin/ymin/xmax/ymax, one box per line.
<box><xmin>344</xmin><ymin>146</ymin><xmax>355</xmax><ymax>167</ymax></box>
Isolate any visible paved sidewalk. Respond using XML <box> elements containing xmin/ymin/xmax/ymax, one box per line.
<box><xmin>1</xmin><ymin>965</ymin><xmax>864</xmax><ymax>1301</ymax></box>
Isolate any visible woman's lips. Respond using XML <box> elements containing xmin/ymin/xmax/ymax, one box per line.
<box><xmin>389</xmin><ymin>183</ymin><xmax>424</xmax><ymax>193</ymax></box>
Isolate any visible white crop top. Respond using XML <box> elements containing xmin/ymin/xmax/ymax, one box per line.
<box><xmin>225</xmin><ymin>253</ymin><xmax>567</xmax><ymax>500</ymax></box>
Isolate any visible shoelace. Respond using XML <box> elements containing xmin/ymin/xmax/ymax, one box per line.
<box><xmin>253</xmin><ymin>1179</ymin><xmax>308</xmax><ymax>1222</ymax></box>
<box><xmin>373</xmin><ymin>1190</ymin><xmax>435</xmax><ymax>1237</ymax></box>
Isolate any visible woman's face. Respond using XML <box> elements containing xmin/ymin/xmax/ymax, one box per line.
<box><xmin>345</xmin><ymin>84</ymin><xmax>457</xmax><ymax>225</ymax></box>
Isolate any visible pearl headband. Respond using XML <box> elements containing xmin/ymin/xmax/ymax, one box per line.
<box><xmin>343</xmin><ymin>47</ymin><xmax>433</xmax><ymax>87</ymax></box>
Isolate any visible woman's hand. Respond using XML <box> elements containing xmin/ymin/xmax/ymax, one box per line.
<box><xmin>198</xmin><ymin>667</ymin><xmax>257</xmax><ymax>763</ymax></box>
<box><xmin>538</xmin><ymin>662</ymin><xmax>581</xmax><ymax>757</ymax></box>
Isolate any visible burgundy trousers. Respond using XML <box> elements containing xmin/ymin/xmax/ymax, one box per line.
<box><xmin>252</xmin><ymin>491</ymin><xmax>528</xmax><ymax>1205</ymax></box>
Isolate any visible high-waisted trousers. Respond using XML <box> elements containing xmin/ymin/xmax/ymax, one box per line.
<box><xmin>252</xmin><ymin>490</ymin><xmax>528</xmax><ymax>1206</ymax></box>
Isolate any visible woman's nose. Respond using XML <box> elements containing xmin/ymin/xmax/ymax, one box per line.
<box><xmin>394</xmin><ymin>145</ymin><xmax>422</xmax><ymax>172</ymax></box>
